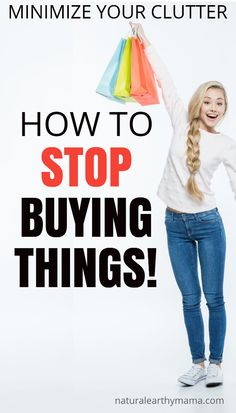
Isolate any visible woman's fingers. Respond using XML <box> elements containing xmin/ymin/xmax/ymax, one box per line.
<box><xmin>129</xmin><ymin>22</ymin><xmax>143</xmax><ymax>37</ymax></box>
<box><xmin>129</xmin><ymin>21</ymin><xmax>137</xmax><ymax>33</ymax></box>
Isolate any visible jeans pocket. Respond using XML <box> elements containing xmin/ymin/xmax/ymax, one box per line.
<box><xmin>199</xmin><ymin>212</ymin><xmax>220</xmax><ymax>223</ymax></box>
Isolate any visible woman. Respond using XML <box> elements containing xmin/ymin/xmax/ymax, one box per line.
<box><xmin>130</xmin><ymin>22</ymin><xmax>236</xmax><ymax>387</ymax></box>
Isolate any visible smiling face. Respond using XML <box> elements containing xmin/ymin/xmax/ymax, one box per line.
<box><xmin>199</xmin><ymin>87</ymin><xmax>226</xmax><ymax>132</ymax></box>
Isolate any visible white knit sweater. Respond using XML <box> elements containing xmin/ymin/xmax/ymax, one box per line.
<box><xmin>144</xmin><ymin>44</ymin><xmax>236</xmax><ymax>213</ymax></box>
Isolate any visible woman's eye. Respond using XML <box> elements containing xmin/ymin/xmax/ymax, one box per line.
<box><xmin>217</xmin><ymin>102</ymin><xmax>223</xmax><ymax>106</ymax></box>
<box><xmin>204</xmin><ymin>101</ymin><xmax>210</xmax><ymax>104</ymax></box>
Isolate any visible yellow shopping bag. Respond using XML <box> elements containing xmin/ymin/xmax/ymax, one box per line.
<box><xmin>113</xmin><ymin>37</ymin><xmax>134</xmax><ymax>101</ymax></box>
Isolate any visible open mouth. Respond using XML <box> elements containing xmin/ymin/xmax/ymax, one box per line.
<box><xmin>206</xmin><ymin>113</ymin><xmax>218</xmax><ymax>119</ymax></box>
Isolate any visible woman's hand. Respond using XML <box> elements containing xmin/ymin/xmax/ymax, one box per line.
<box><xmin>129</xmin><ymin>22</ymin><xmax>145</xmax><ymax>39</ymax></box>
<box><xmin>129</xmin><ymin>22</ymin><xmax>151</xmax><ymax>47</ymax></box>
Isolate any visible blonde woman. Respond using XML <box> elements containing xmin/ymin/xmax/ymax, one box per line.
<box><xmin>130</xmin><ymin>22</ymin><xmax>236</xmax><ymax>387</ymax></box>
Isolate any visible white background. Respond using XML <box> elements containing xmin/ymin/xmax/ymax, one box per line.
<box><xmin>1</xmin><ymin>1</ymin><xmax>236</xmax><ymax>412</ymax></box>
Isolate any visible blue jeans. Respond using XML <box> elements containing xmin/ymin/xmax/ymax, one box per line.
<box><xmin>165</xmin><ymin>207</ymin><xmax>226</xmax><ymax>364</ymax></box>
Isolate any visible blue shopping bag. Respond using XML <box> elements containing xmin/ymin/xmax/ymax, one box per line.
<box><xmin>96</xmin><ymin>38</ymin><xmax>126</xmax><ymax>103</ymax></box>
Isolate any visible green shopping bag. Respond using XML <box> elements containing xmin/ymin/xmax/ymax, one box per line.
<box><xmin>113</xmin><ymin>37</ymin><xmax>134</xmax><ymax>101</ymax></box>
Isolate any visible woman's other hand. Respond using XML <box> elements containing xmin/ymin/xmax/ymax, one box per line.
<box><xmin>129</xmin><ymin>22</ymin><xmax>151</xmax><ymax>48</ymax></box>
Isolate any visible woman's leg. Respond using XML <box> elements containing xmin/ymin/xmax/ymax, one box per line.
<box><xmin>165</xmin><ymin>214</ymin><xmax>206</xmax><ymax>363</ymax></box>
<box><xmin>197</xmin><ymin>214</ymin><xmax>226</xmax><ymax>364</ymax></box>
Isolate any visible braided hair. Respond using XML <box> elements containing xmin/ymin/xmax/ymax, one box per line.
<box><xmin>186</xmin><ymin>81</ymin><xmax>227</xmax><ymax>201</ymax></box>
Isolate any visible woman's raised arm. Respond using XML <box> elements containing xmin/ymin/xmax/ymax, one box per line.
<box><xmin>130</xmin><ymin>22</ymin><xmax>187</xmax><ymax>128</ymax></box>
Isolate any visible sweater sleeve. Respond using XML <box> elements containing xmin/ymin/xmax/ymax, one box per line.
<box><xmin>144</xmin><ymin>44</ymin><xmax>187</xmax><ymax>128</ymax></box>
<box><xmin>222</xmin><ymin>138</ymin><xmax>236</xmax><ymax>199</ymax></box>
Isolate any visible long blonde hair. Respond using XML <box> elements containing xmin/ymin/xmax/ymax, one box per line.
<box><xmin>186</xmin><ymin>81</ymin><xmax>228</xmax><ymax>201</ymax></box>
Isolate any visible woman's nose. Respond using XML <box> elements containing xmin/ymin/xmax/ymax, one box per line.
<box><xmin>209</xmin><ymin>103</ymin><xmax>217</xmax><ymax>112</ymax></box>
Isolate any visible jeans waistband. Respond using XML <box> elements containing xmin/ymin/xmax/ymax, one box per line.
<box><xmin>165</xmin><ymin>207</ymin><xmax>219</xmax><ymax>221</ymax></box>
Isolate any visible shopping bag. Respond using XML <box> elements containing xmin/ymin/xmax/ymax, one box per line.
<box><xmin>130</xmin><ymin>37</ymin><xmax>160</xmax><ymax>106</ymax></box>
<box><xmin>113</xmin><ymin>37</ymin><xmax>134</xmax><ymax>101</ymax></box>
<box><xmin>96</xmin><ymin>38</ymin><xmax>126</xmax><ymax>103</ymax></box>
